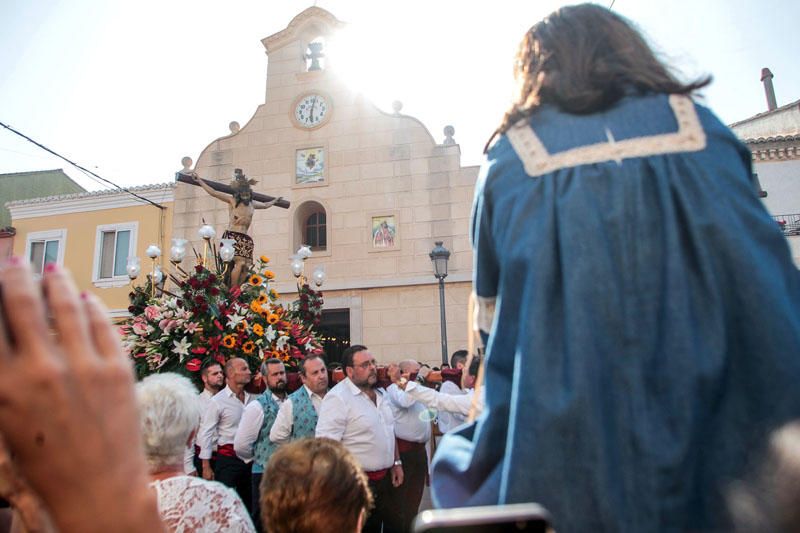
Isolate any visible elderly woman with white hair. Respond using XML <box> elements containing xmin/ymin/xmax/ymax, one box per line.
<box><xmin>137</xmin><ymin>372</ymin><xmax>256</xmax><ymax>533</ymax></box>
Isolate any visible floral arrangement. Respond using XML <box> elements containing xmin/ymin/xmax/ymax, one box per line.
<box><xmin>122</xmin><ymin>255</ymin><xmax>324</xmax><ymax>381</ymax></box>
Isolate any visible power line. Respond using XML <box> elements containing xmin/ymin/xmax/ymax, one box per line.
<box><xmin>609</xmin><ymin>0</ymin><xmax>616</xmax><ymax>8</ymax></box>
<box><xmin>0</xmin><ymin>120</ymin><xmax>165</xmax><ymax>210</ymax></box>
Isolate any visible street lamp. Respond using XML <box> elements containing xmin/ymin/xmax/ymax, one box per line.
<box><xmin>429</xmin><ymin>241</ymin><xmax>451</xmax><ymax>366</ymax></box>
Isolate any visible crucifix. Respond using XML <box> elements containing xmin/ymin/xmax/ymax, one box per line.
<box><xmin>176</xmin><ymin>162</ymin><xmax>290</xmax><ymax>287</ymax></box>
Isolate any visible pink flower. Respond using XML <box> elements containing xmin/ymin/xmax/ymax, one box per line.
<box><xmin>132</xmin><ymin>322</ymin><xmax>149</xmax><ymax>336</ymax></box>
<box><xmin>144</xmin><ymin>305</ymin><xmax>161</xmax><ymax>321</ymax></box>
<box><xmin>185</xmin><ymin>322</ymin><xmax>200</xmax><ymax>334</ymax></box>
<box><xmin>134</xmin><ymin>352</ymin><xmax>148</xmax><ymax>359</ymax></box>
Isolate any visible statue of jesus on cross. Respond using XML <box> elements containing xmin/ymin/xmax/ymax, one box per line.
<box><xmin>185</xmin><ymin>168</ymin><xmax>284</xmax><ymax>287</ymax></box>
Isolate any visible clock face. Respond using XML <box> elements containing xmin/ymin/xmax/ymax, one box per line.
<box><xmin>294</xmin><ymin>94</ymin><xmax>330</xmax><ymax>129</ymax></box>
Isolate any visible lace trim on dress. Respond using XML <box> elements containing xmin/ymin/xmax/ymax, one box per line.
<box><xmin>151</xmin><ymin>475</ymin><xmax>256</xmax><ymax>533</ymax></box>
<box><xmin>506</xmin><ymin>94</ymin><xmax>707</xmax><ymax>177</ymax></box>
<box><xmin>474</xmin><ymin>293</ymin><xmax>497</xmax><ymax>335</ymax></box>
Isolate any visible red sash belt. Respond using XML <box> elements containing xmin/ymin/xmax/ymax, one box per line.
<box><xmin>217</xmin><ymin>443</ymin><xmax>236</xmax><ymax>457</ymax></box>
<box><xmin>365</xmin><ymin>468</ymin><xmax>389</xmax><ymax>482</ymax></box>
<box><xmin>397</xmin><ymin>438</ymin><xmax>426</xmax><ymax>454</ymax></box>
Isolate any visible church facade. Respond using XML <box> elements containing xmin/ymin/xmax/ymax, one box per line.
<box><xmin>174</xmin><ymin>7</ymin><xmax>479</xmax><ymax>365</ymax></box>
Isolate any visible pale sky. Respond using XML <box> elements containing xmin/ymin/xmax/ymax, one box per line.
<box><xmin>1</xmin><ymin>0</ymin><xmax>798</xmax><ymax>192</ymax></box>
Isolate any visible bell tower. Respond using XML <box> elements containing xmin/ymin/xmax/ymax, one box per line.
<box><xmin>260</xmin><ymin>7</ymin><xmax>345</xmax><ymax>100</ymax></box>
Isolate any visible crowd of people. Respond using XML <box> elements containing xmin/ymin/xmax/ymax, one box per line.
<box><xmin>1</xmin><ymin>3</ymin><xmax>800</xmax><ymax>532</ymax></box>
<box><xmin>178</xmin><ymin>346</ymin><xmax>476</xmax><ymax>533</ymax></box>
<box><xmin>0</xmin><ymin>259</ymin><xmax>477</xmax><ymax>533</ymax></box>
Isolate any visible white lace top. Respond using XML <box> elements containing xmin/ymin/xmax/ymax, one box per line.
<box><xmin>150</xmin><ymin>475</ymin><xmax>256</xmax><ymax>533</ymax></box>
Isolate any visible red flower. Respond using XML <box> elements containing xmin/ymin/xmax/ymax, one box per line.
<box><xmin>191</xmin><ymin>346</ymin><xmax>207</xmax><ymax>355</ymax></box>
<box><xmin>214</xmin><ymin>319</ymin><xmax>224</xmax><ymax>331</ymax></box>
<box><xmin>186</xmin><ymin>358</ymin><xmax>202</xmax><ymax>372</ymax></box>
<box><xmin>208</xmin><ymin>335</ymin><xmax>222</xmax><ymax>351</ymax></box>
<box><xmin>229</xmin><ymin>286</ymin><xmax>242</xmax><ymax>299</ymax></box>
<box><xmin>214</xmin><ymin>354</ymin><xmax>225</xmax><ymax>364</ymax></box>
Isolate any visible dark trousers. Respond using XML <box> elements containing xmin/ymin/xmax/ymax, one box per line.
<box><xmin>364</xmin><ymin>473</ymin><xmax>403</xmax><ymax>533</ymax></box>
<box><xmin>214</xmin><ymin>455</ymin><xmax>253</xmax><ymax>513</ymax></box>
<box><xmin>251</xmin><ymin>472</ymin><xmax>264</xmax><ymax>533</ymax></box>
<box><xmin>394</xmin><ymin>445</ymin><xmax>428</xmax><ymax>531</ymax></box>
<box><xmin>193</xmin><ymin>451</ymin><xmax>215</xmax><ymax>477</ymax></box>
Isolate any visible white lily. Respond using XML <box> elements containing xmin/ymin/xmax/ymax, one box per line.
<box><xmin>172</xmin><ymin>336</ymin><xmax>191</xmax><ymax>360</ymax></box>
<box><xmin>275</xmin><ymin>335</ymin><xmax>290</xmax><ymax>351</ymax></box>
<box><xmin>226</xmin><ymin>314</ymin><xmax>245</xmax><ymax>329</ymax></box>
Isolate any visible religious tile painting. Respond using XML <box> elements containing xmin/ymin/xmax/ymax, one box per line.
<box><xmin>295</xmin><ymin>147</ymin><xmax>325</xmax><ymax>184</ymax></box>
<box><xmin>371</xmin><ymin>215</ymin><xmax>397</xmax><ymax>248</ymax></box>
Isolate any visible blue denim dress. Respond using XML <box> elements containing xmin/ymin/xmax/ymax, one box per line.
<box><xmin>431</xmin><ymin>94</ymin><xmax>800</xmax><ymax>532</ymax></box>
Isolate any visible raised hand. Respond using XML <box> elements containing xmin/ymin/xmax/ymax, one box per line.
<box><xmin>0</xmin><ymin>259</ymin><xmax>165</xmax><ymax>533</ymax></box>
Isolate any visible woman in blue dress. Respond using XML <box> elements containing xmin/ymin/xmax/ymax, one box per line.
<box><xmin>431</xmin><ymin>4</ymin><xmax>800</xmax><ymax>532</ymax></box>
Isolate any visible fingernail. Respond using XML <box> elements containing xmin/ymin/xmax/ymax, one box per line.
<box><xmin>44</xmin><ymin>263</ymin><xmax>58</xmax><ymax>274</ymax></box>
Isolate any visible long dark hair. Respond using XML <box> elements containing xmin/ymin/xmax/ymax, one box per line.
<box><xmin>485</xmin><ymin>3</ymin><xmax>711</xmax><ymax>152</ymax></box>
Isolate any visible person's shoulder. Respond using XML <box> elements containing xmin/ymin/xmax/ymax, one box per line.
<box><xmin>323</xmin><ymin>379</ymin><xmax>350</xmax><ymax>399</ymax></box>
<box><xmin>211</xmin><ymin>386</ymin><xmax>231</xmax><ymax>401</ymax></box>
<box><xmin>179</xmin><ymin>477</ymin><xmax>255</xmax><ymax>529</ymax></box>
<box><xmin>440</xmin><ymin>380</ymin><xmax>462</xmax><ymax>394</ymax></box>
<box><xmin>289</xmin><ymin>386</ymin><xmax>307</xmax><ymax>401</ymax></box>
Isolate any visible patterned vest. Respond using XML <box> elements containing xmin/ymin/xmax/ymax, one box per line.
<box><xmin>290</xmin><ymin>387</ymin><xmax>319</xmax><ymax>439</ymax></box>
<box><xmin>252</xmin><ymin>393</ymin><xmax>281</xmax><ymax>472</ymax></box>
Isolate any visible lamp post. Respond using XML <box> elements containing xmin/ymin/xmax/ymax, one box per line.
<box><xmin>429</xmin><ymin>241</ymin><xmax>451</xmax><ymax>366</ymax></box>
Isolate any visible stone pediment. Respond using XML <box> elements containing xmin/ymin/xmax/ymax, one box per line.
<box><xmin>261</xmin><ymin>7</ymin><xmax>345</xmax><ymax>54</ymax></box>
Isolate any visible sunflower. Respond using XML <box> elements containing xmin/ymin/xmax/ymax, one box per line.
<box><xmin>252</xmin><ymin>323</ymin><xmax>264</xmax><ymax>337</ymax></box>
<box><xmin>259</xmin><ymin>255</ymin><xmax>270</xmax><ymax>263</ymax></box>
<box><xmin>250</xmin><ymin>300</ymin><xmax>262</xmax><ymax>313</ymax></box>
<box><xmin>269</xmin><ymin>289</ymin><xmax>280</xmax><ymax>300</ymax></box>
<box><xmin>249</xmin><ymin>274</ymin><xmax>263</xmax><ymax>286</ymax></box>
<box><xmin>267</xmin><ymin>313</ymin><xmax>280</xmax><ymax>325</ymax></box>
<box><xmin>263</xmin><ymin>270</ymin><xmax>276</xmax><ymax>280</ymax></box>
<box><xmin>259</xmin><ymin>309</ymin><xmax>269</xmax><ymax>319</ymax></box>
<box><xmin>257</xmin><ymin>293</ymin><xmax>268</xmax><ymax>304</ymax></box>
<box><xmin>236</xmin><ymin>320</ymin><xmax>248</xmax><ymax>333</ymax></box>
<box><xmin>222</xmin><ymin>335</ymin><xmax>236</xmax><ymax>349</ymax></box>
<box><xmin>242</xmin><ymin>340</ymin><xmax>256</xmax><ymax>354</ymax></box>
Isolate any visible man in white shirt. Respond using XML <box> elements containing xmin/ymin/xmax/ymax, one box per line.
<box><xmin>189</xmin><ymin>360</ymin><xmax>225</xmax><ymax>475</ymax></box>
<box><xmin>386</xmin><ymin>359</ymin><xmax>432</xmax><ymax>532</ymax></box>
<box><xmin>269</xmin><ymin>355</ymin><xmax>328</xmax><ymax>445</ymax></box>
<box><xmin>437</xmin><ymin>350</ymin><xmax>469</xmax><ymax>432</ymax></box>
<box><xmin>388</xmin><ymin>358</ymin><xmax>484</xmax><ymax>424</ymax></box>
<box><xmin>316</xmin><ymin>345</ymin><xmax>404</xmax><ymax>533</ymax></box>
<box><xmin>234</xmin><ymin>358</ymin><xmax>287</xmax><ymax>533</ymax></box>
<box><xmin>197</xmin><ymin>357</ymin><xmax>254</xmax><ymax>511</ymax></box>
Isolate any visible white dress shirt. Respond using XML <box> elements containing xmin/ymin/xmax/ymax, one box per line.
<box><xmin>386</xmin><ymin>384</ymin><xmax>432</xmax><ymax>443</ymax></box>
<box><xmin>403</xmin><ymin>382</ymin><xmax>483</xmax><ymax>421</ymax></box>
<box><xmin>315</xmin><ymin>378</ymin><xmax>396</xmax><ymax>472</ymax></box>
<box><xmin>197</xmin><ymin>385</ymin><xmax>253</xmax><ymax>460</ymax></box>
<box><xmin>233</xmin><ymin>392</ymin><xmax>285</xmax><ymax>463</ymax></box>
<box><xmin>436</xmin><ymin>380</ymin><xmax>468</xmax><ymax>432</ymax></box>
<box><xmin>269</xmin><ymin>385</ymin><xmax>324</xmax><ymax>445</ymax></box>
<box><xmin>183</xmin><ymin>389</ymin><xmax>218</xmax><ymax>474</ymax></box>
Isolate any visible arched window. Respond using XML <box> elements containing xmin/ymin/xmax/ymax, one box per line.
<box><xmin>294</xmin><ymin>201</ymin><xmax>328</xmax><ymax>252</ymax></box>
<box><xmin>305</xmin><ymin>211</ymin><xmax>327</xmax><ymax>250</ymax></box>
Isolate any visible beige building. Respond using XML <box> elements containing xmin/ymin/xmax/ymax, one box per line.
<box><xmin>175</xmin><ymin>7</ymin><xmax>478</xmax><ymax>365</ymax></box>
<box><xmin>8</xmin><ymin>184</ymin><xmax>175</xmax><ymax>318</ymax></box>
